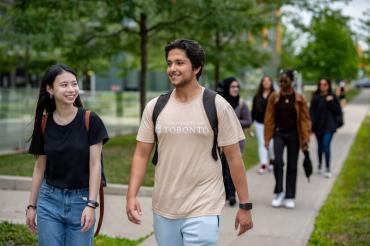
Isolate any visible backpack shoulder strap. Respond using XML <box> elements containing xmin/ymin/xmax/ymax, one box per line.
<box><xmin>203</xmin><ymin>88</ymin><xmax>219</xmax><ymax>161</ymax></box>
<box><xmin>84</xmin><ymin>110</ymin><xmax>91</xmax><ymax>132</ymax></box>
<box><xmin>41</xmin><ymin>113</ymin><xmax>48</xmax><ymax>137</ymax></box>
<box><xmin>151</xmin><ymin>90</ymin><xmax>173</xmax><ymax>165</ymax></box>
<box><xmin>82</xmin><ymin>109</ymin><xmax>104</xmax><ymax>237</ymax></box>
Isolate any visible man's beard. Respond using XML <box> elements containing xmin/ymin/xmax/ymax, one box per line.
<box><xmin>170</xmin><ymin>76</ymin><xmax>193</xmax><ymax>88</ymax></box>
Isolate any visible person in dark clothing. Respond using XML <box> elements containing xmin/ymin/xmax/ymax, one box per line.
<box><xmin>336</xmin><ymin>80</ymin><xmax>347</xmax><ymax>107</ymax></box>
<box><xmin>251</xmin><ymin>75</ymin><xmax>275</xmax><ymax>174</ymax></box>
<box><xmin>310</xmin><ymin>78</ymin><xmax>342</xmax><ymax>178</ymax></box>
<box><xmin>26</xmin><ymin>64</ymin><xmax>109</xmax><ymax>246</ymax></box>
<box><xmin>264</xmin><ymin>70</ymin><xmax>311</xmax><ymax>209</ymax></box>
<box><xmin>221</xmin><ymin>77</ymin><xmax>252</xmax><ymax>206</ymax></box>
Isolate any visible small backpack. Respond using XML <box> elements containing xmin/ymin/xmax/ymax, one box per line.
<box><xmin>151</xmin><ymin>88</ymin><xmax>220</xmax><ymax>165</ymax></box>
<box><xmin>41</xmin><ymin>110</ymin><xmax>105</xmax><ymax>237</ymax></box>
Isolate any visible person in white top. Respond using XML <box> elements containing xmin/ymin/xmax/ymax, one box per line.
<box><xmin>125</xmin><ymin>39</ymin><xmax>253</xmax><ymax>245</ymax></box>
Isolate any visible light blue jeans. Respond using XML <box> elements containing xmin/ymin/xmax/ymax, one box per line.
<box><xmin>153</xmin><ymin>213</ymin><xmax>219</xmax><ymax>246</ymax></box>
<box><xmin>36</xmin><ymin>180</ymin><xmax>94</xmax><ymax>246</ymax></box>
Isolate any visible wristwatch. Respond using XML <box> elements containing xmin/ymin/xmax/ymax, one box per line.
<box><xmin>87</xmin><ymin>200</ymin><xmax>99</xmax><ymax>208</ymax></box>
<box><xmin>239</xmin><ymin>202</ymin><xmax>253</xmax><ymax>211</ymax></box>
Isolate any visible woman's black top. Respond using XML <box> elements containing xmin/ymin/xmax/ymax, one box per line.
<box><xmin>252</xmin><ymin>94</ymin><xmax>270</xmax><ymax>124</ymax></box>
<box><xmin>309</xmin><ymin>94</ymin><xmax>342</xmax><ymax>134</ymax></box>
<box><xmin>275</xmin><ymin>93</ymin><xmax>297</xmax><ymax>131</ymax></box>
<box><xmin>29</xmin><ymin>108</ymin><xmax>109</xmax><ymax>189</ymax></box>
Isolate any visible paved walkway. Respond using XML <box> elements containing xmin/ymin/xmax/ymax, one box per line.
<box><xmin>0</xmin><ymin>89</ymin><xmax>369</xmax><ymax>245</ymax></box>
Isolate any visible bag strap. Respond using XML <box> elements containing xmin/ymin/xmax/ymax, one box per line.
<box><xmin>41</xmin><ymin>110</ymin><xmax>91</xmax><ymax>136</ymax></box>
<box><xmin>41</xmin><ymin>113</ymin><xmax>47</xmax><ymax>137</ymax></box>
<box><xmin>83</xmin><ymin>110</ymin><xmax>104</xmax><ymax>237</ymax></box>
<box><xmin>40</xmin><ymin>110</ymin><xmax>104</xmax><ymax>237</ymax></box>
<box><xmin>94</xmin><ymin>183</ymin><xmax>104</xmax><ymax>237</ymax></box>
<box><xmin>151</xmin><ymin>90</ymin><xmax>173</xmax><ymax>165</ymax></box>
<box><xmin>203</xmin><ymin>88</ymin><xmax>219</xmax><ymax>161</ymax></box>
<box><xmin>84</xmin><ymin>110</ymin><xmax>90</xmax><ymax>131</ymax></box>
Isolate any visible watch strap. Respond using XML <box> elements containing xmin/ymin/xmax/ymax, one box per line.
<box><xmin>239</xmin><ymin>202</ymin><xmax>253</xmax><ymax>210</ymax></box>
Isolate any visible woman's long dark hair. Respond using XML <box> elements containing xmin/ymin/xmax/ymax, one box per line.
<box><xmin>30</xmin><ymin>64</ymin><xmax>83</xmax><ymax>155</ymax></box>
<box><xmin>255</xmin><ymin>75</ymin><xmax>274</xmax><ymax>98</ymax></box>
<box><xmin>313</xmin><ymin>78</ymin><xmax>333</xmax><ymax>96</ymax></box>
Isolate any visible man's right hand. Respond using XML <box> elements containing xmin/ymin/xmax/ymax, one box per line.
<box><xmin>126</xmin><ymin>196</ymin><xmax>142</xmax><ymax>224</ymax></box>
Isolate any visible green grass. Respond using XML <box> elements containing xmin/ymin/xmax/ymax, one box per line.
<box><xmin>345</xmin><ymin>88</ymin><xmax>360</xmax><ymax>103</ymax></box>
<box><xmin>0</xmin><ymin>222</ymin><xmax>148</xmax><ymax>246</ymax></box>
<box><xmin>0</xmin><ymin>133</ymin><xmax>259</xmax><ymax>186</ymax></box>
<box><xmin>308</xmin><ymin>116</ymin><xmax>370</xmax><ymax>246</ymax></box>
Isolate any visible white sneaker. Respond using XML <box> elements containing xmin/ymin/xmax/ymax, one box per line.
<box><xmin>317</xmin><ymin>166</ymin><xmax>323</xmax><ymax>174</ymax></box>
<box><xmin>258</xmin><ymin>164</ymin><xmax>267</xmax><ymax>174</ymax></box>
<box><xmin>284</xmin><ymin>199</ymin><xmax>295</xmax><ymax>209</ymax></box>
<box><xmin>324</xmin><ymin>171</ymin><xmax>332</xmax><ymax>178</ymax></box>
<box><xmin>272</xmin><ymin>192</ymin><xmax>285</xmax><ymax>207</ymax></box>
<box><xmin>268</xmin><ymin>164</ymin><xmax>274</xmax><ymax>172</ymax></box>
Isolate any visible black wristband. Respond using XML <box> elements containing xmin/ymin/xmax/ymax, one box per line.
<box><xmin>87</xmin><ymin>200</ymin><xmax>99</xmax><ymax>208</ymax></box>
<box><xmin>86</xmin><ymin>204</ymin><xmax>96</xmax><ymax>209</ymax></box>
<box><xmin>239</xmin><ymin>202</ymin><xmax>253</xmax><ymax>210</ymax></box>
<box><xmin>27</xmin><ymin>205</ymin><xmax>37</xmax><ymax>210</ymax></box>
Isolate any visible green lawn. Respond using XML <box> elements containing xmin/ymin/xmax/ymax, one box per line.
<box><xmin>308</xmin><ymin>116</ymin><xmax>370</xmax><ymax>245</ymax></box>
<box><xmin>0</xmin><ymin>222</ymin><xmax>149</xmax><ymax>246</ymax></box>
<box><xmin>345</xmin><ymin>87</ymin><xmax>360</xmax><ymax>103</ymax></box>
<box><xmin>0</xmin><ymin>133</ymin><xmax>258</xmax><ymax>186</ymax></box>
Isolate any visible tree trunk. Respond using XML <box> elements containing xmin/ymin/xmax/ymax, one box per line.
<box><xmin>214</xmin><ymin>31</ymin><xmax>221</xmax><ymax>89</ymax></box>
<box><xmin>214</xmin><ymin>60</ymin><xmax>220</xmax><ymax>90</ymax></box>
<box><xmin>139</xmin><ymin>13</ymin><xmax>148</xmax><ymax>117</ymax></box>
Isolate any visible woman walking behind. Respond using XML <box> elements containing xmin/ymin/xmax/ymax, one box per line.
<box><xmin>26</xmin><ymin>64</ymin><xmax>109</xmax><ymax>246</ymax></box>
<box><xmin>251</xmin><ymin>75</ymin><xmax>275</xmax><ymax>174</ymax></box>
<box><xmin>264</xmin><ymin>70</ymin><xmax>311</xmax><ymax>209</ymax></box>
<box><xmin>310</xmin><ymin>78</ymin><xmax>342</xmax><ymax>178</ymax></box>
<box><xmin>221</xmin><ymin>77</ymin><xmax>252</xmax><ymax>205</ymax></box>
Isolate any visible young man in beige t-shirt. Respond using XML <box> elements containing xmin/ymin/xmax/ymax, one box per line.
<box><xmin>125</xmin><ymin>39</ymin><xmax>253</xmax><ymax>245</ymax></box>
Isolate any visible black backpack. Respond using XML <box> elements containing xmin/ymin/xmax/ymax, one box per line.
<box><xmin>151</xmin><ymin>88</ymin><xmax>219</xmax><ymax>165</ymax></box>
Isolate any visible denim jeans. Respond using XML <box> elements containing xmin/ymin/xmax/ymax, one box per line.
<box><xmin>315</xmin><ymin>131</ymin><xmax>335</xmax><ymax>171</ymax></box>
<box><xmin>37</xmin><ymin>180</ymin><xmax>94</xmax><ymax>246</ymax></box>
<box><xmin>153</xmin><ymin>213</ymin><xmax>219</xmax><ymax>246</ymax></box>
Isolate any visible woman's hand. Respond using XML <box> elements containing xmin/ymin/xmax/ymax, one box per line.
<box><xmin>326</xmin><ymin>95</ymin><xmax>334</xmax><ymax>101</ymax></box>
<box><xmin>81</xmin><ymin>206</ymin><xmax>95</xmax><ymax>232</ymax></box>
<box><xmin>26</xmin><ymin>207</ymin><xmax>38</xmax><ymax>234</ymax></box>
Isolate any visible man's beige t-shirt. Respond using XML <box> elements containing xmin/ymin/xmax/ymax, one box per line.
<box><xmin>137</xmin><ymin>87</ymin><xmax>245</xmax><ymax>219</ymax></box>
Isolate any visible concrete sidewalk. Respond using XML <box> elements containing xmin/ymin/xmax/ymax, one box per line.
<box><xmin>0</xmin><ymin>89</ymin><xmax>369</xmax><ymax>245</ymax></box>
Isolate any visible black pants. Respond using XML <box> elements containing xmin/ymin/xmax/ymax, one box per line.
<box><xmin>221</xmin><ymin>154</ymin><xmax>235</xmax><ymax>200</ymax></box>
<box><xmin>273</xmin><ymin>130</ymin><xmax>300</xmax><ymax>199</ymax></box>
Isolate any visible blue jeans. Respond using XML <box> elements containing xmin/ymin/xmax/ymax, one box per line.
<box><xmin>37</xmin><ymin>180</ymin><xmax>94</xmax><ymax>246</ymax></box>
<box><xmin>315</xmin><ymin>131</ymin><xmax>334</xmax><ymax>171</ymax></box>
<box><xmin>153</xmin><ymin>213</ymin><xmax>219</xmax><ymax>246</ymax></box>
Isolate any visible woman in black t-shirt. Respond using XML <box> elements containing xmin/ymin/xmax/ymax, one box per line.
<box><xmin>26</xmin><ymin>64</ymin><xmax>109</xmax><ymax>246</ymax></box>
<box><xmin>251</xmin><ymin>75</ymin><xmax>275</xmax><ymax>174</ymax></box>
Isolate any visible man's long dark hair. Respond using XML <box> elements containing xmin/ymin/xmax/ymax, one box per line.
<box><xmin>29</xmin><ymin>64</ymin><xmax>83</xmax><ymax>155</ymax></box>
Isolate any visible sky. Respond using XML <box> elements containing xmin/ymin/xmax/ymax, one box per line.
<box><xmin>282</xmin><ymin>0</ymin><xmax>370</xmax><ymax>50</ymax></box>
